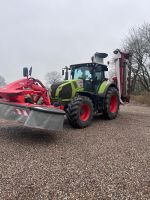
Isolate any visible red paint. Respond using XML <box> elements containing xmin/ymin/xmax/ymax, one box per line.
<box><xmin>80</xmin><ymin>104</ymin><xmax>90</xmax><ymax>121</ymax></box>
<box><xmin>0</xmin><ymin>77</ymin><xmax>64</xmax><ymax>111</ymax></box>
<box><xmin>0</xmin><ymin>78</ymin><xmax>50</xmax><ymax>105</ymax></box>
<box><xmin>110</xmin><ymin>95</ymin><xmax>117</xmax><ymax>113</ymax></box>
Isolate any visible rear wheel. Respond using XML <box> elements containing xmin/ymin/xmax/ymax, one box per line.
<box><xmin>67</xmin><ymin>96</ymin><xmax>93</xmax><ymax>128</ymax></box>
<box><xmin>103</xmin><ymin>87</ymin><xmax>119</xmax><ymax>119</ymax></box>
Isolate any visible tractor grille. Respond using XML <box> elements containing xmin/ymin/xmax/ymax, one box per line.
<box><xmin>59</xmin><ymin>84</ymin><xmax>72</xmax><ymax>99</ymax></box>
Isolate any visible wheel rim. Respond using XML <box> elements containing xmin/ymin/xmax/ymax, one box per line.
<box><xmin>80</xmin><ymin>104</ymin><xmax>90</xmax><ymax>121</ymax></box>
<box><xmin>110</xmin><ymin>95</ymin><xmax>118</xmax><ymax>113</ymax></box>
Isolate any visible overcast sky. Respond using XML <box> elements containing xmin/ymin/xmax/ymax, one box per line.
<box><xmin>0</xmin><ymin>0</ymin><xmax>150</xmax><ymax>83</ymax></box>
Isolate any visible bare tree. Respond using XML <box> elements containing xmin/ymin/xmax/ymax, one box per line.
<box><xmin>45</xmin><ymin>71</ymin><xmax>62</xmax><ymax>87</ymax></box>
<box><xmin>123</xmin><ymin>23</ymin><xmax>150</xmax><ymax>93</ymax></box>
<box><xmin>0</xmin><ymin>75</ymin><xmax>6</xmax><ymax>87</ymax></box>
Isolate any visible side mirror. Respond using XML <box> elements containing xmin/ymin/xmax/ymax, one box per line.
<box><xmin>62</xmin><ymin>69</ymin><xmax>64</xmax><ymax>75</ymax></box>
<box><xmin>23</xmin><ymin>67</ymin><xmax>28</xmax><ymax>77</ymax></box>
<box><xmin>29</xmin><ymin>67</ymin><xmax>32</xmax><ymax>76</ymax></box>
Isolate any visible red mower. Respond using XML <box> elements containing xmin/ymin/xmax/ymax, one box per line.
<box><xmin>0</xmin><ymin>67</ymin><xmax>65</xmax><ymax>130</ymax></box>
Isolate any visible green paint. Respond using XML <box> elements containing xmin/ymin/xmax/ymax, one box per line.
<box><xmin>54</xmin><ymin>80</ymin><xmax>83</xmax><ymax>103</ymax></box>
<box><xmin>98</xmin><ymin>80</ymin><xmax>109</xmax><ymax>94</ymax></box>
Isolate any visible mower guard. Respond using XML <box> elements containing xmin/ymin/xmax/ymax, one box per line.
<box><xmin>0</xmin><ymin>101</ymin><xmax>65</xmax><ymax>131</ymax></box>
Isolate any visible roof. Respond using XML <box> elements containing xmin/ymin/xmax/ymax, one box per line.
<box><xmin>70</xmin><ymin>62</ymin><xmax>107</xmax><ymax>68</ymax></box>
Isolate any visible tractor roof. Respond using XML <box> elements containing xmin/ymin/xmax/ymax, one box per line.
<box><xmin>70</xmin><ymin>62</ymin><xmax>108</xmax><ymax>71</ymax></box>
<box><xmin>70</xmin><ymin>63</ymin><xmax>95</xmax><ymax>68</ymax></box>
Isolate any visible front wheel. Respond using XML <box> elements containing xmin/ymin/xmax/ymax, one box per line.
<box><xmin>103</xmin><ymin>87</ymin><xmax>120</xmax><ymax>119</ymax></box>
<box><xmin>66</xmin><ymin>96</ymin><xmax>93</xmax><ymax>128</ymax></box>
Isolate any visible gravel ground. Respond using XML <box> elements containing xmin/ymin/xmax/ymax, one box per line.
<box><xmin>0</xmin><ymin>103</ymin><xmax>150</xmax><ymax>200</ymax></box>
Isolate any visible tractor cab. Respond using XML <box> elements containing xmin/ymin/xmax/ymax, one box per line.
<box><xmin>62</xmin><ymin>52</ymin><xmax>108</xmax><ymax>93</ymax></box>
<box><xmin>70</xmin><ymin>62</ymin><xmax>108</xmax><ymax>93</ymax></box>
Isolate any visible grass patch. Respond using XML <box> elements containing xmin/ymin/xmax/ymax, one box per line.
<box><xmin>131</xmin><ymin>92</ymin><xmax>150</xmax><ymax>106</ymax></box>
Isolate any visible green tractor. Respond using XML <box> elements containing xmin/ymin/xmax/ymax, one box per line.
<box><xmin>50</xmin><ymin>50</ymin><xmax>131</xmax><ymax>128</ymax></box>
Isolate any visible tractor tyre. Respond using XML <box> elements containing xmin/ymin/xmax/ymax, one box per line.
<box><xmin>67</xmin><ymin>96</ymin><xmax>93</xmax><ymax>128</ymax></box>
<box><xmin>103</xmin><ymin>87</ymin><xmax>120</xmax><ymax>119</ymax></box>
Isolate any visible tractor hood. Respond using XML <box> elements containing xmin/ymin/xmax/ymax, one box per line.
<box><xmin>50</xmin><ymin>79</ymin><xmax>83</xmax><ymax>104</ymax></box>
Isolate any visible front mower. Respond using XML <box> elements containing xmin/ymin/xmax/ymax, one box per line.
<box><xmin>0</xmin><ymin>67</ymin><xmax>65</xmax><ymax>130</ymax></box>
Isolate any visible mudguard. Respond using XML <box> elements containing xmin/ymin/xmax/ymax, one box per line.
<box><xmin>98</xmin><ymin>80</ymin><xmax>118</xmax><ymax>97</ymax></box>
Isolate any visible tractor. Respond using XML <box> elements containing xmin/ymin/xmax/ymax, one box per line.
<box><xmin>50</xmin><ymin>49</ymin><xmax>131</xmax><ymax>128</ymax></box>
<box><xmin>0</xmin><ymin>49</ymin><xmax>131</xmax><ymax>131</ymax></box>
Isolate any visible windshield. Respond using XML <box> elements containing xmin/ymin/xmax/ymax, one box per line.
<box><xmin>72</xmin><ymin>66</ymin><xmax>92</xmax><ymax>80</ymax></box>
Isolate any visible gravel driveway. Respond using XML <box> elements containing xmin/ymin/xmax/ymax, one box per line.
<box><xmin>0</xmin><ymin>103</ymin><xmax>150</xmax><ymax>200</ymax></box>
